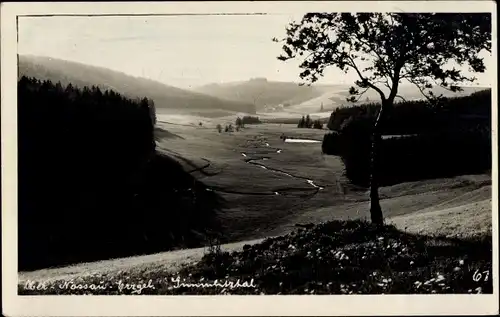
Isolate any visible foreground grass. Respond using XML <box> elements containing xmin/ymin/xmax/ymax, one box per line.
<box><xmin>19</xmin><ymin>220</ymin><xmax>492</xmax><ymax>295</ymax></box>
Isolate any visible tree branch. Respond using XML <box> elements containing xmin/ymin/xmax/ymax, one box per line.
<box><xmin>348</xmin><ymin>87</ymin><xmax>370</xmax><ymax>103</ymax></box>
<box><xmin>347</xmin><ymin>56</ymin><xmax>387</xmax><ymax>101</ymax></box>
<box><xmin>395</xmin><ymin>95</ymin><xmax>407</xmax><ymax>102</ymax></box>
<box><xmin>407</xmin><ymin>77</ymin><xmax>435</xmax><ymax>103</ymax></box>
<box><xmin>372</xmin><ymin>77</ymin><xmax>392</xmax><ymax>91</ymax></box>
<box><xmin>356</xmin><ymin>21</ymin><xmax>394</xmax><ymax>78</ymax></box>
<box><xmin>430</xmin><ymin>77</ymin><xmax>463</xmax><ymax>93</ymax></box>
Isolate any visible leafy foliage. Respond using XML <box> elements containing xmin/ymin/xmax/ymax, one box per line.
<box><xmin>274</xmin><ymin>13</ymin><xmax>491</xmax><ymax>103</ymax></box>
<box><xmin>275</xmin><ymin>12</ymin><xmax>491</xmax><ymax>223</ymax></box>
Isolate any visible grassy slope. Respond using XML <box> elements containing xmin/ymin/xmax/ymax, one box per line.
<box><xmin>192</xmin><ymin>77</ymin><xmax>487</xmax><ymax>118</ymax></box>
<box><xmin>19</xmin><ymin>220</ymin><xmax>492</xmax><ymax>295</ymax></box>
<box><xmin>286</xmin><ymin>85</ymin><xmax>488</xmax><ymax>116</ymax></box>
<box><xmin>18</xmin><ymin>55</ymin><xmax>256</xmax><ymax>115</ymax></box>
<box><xmin>193</xmin><ymin>79</ymin><xmax>329</xmax><ymax>110</ymax></box>
<box><xmin>18</xmin><ymin>120</ymin><xmax>492</xmax><ymax>290</ymax></box>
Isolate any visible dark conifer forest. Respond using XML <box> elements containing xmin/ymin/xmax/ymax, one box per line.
<box><xmin>18</xmin><ymin>76</ymin><xmax>222</xmax><ymax>271</ymax></box>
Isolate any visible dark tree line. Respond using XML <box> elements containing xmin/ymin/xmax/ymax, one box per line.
<box><xmin>298</xmin><ymin>114</ymin><xmax>323</xmax><ymax>129</ymax></box>
<box><xmin>18</xmin><ymin>76</ymin><xmax>222</xmax><ymax>270</ymax></box>
<box><xmin>322</xmin><ymin>90</ymin><xmax>492</xmax><ymax>187</ymax></box>
<box><xmin>327</xmin><ymin>89</ymin><xmax>491</xmax><ymax>135</ymax></box>
<box><xmin>236</xmin><ymin>116</ymin><xmax>262</xmax><ymax>127</ymax></box>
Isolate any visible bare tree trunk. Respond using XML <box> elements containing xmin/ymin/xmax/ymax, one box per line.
<box><xmin>369</xmin><ymin>100</ymin><xmax>387</xmax><ymax>225</ymax></box>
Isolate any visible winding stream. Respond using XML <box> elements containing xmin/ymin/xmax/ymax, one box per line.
<box><xmin>241</xmin><ymin>152</ymin><xmax>325</xmax><ymax>193</ymax></box>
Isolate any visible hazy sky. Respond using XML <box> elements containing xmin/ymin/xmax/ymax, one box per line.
<box><xmin>18</xmin><ymin>14</ymin><xmax>493</xmax><ymax>89</ymax></box>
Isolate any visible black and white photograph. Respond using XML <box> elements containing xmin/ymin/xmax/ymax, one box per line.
<box><xmin>1</xmin><ymin>1</ymin><xmax>498</xmax><ymax>316</ymax></box>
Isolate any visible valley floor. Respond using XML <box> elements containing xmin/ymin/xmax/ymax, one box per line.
<box><xmin>18</xmin><ymin>119</ymin><xmax>492</xmax><ymax>284</ymax></box>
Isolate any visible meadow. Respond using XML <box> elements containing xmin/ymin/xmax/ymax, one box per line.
<box><xmin>19</xmin><ymin>113</ymin><xmax>492</xmax><ymax>291</ymax></box>
<box><xmin>17</xmin><ymin>75</ymin><xmax>492</xmax><ymax>295</ymax></box>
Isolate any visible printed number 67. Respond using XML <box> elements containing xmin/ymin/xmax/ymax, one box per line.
<box><xmin>473</xmin><ymin>270</ymin><xmax>490</xmax><ymax>282</ymax></box>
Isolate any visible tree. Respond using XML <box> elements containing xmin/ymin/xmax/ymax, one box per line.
<box><xmin>313</xmin><ymin>120</ymin><xmax>323</xmax><ymax>129</ymax></box>
<box><xmin>274</xmin><ymin>13</ymin><xmax>491</xmax><ymax>225</ymax></box>
<box><xmin>235</xmin><ymin>117</ymin><xmax>243</xmax><ymax>128</ymax></box>
<box><xmin>216</xmin><ymin>124</ymin><xmax>222</xmax><ymax>133</ymax></box>
<box><xmin>140</xmin><ymin>97</ymin><xmax>157</xmax><ymax>127</ymax></box>
<box><xmin>305</xmin><ymin>114</ymin><xmax>312</xmax><ymax>128</ymax></box>
<box><xmin>298</xmin><ymin>115</ymin><xmax>306</xmax><ymax>128</ymax></box>
<box><xmin>149</xmin><ymin>99</ymin><xmax>157</xmax><ymax>126</ymax></box>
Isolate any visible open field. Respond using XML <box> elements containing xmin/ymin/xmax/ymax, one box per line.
<box><xmin>18</xmin><ymin>115</ymin><xmax>492</xmax><ymax>285</ymax></box>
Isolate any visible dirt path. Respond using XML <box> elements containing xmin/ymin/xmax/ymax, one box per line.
<box><xmin>18</xmin><ymin>238</ymin><xmax>265</xmax><ymax>283</ymax></box>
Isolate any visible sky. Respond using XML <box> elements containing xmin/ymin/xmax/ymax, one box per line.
<box><xmin>18</xmin><ymin>14</ymin><xmax>493</xmax><ymax>89</ymax></box>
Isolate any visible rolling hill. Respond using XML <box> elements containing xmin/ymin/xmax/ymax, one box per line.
<box><xmin>193</xmin><ymin>77</ymin><xmax>332</xmax><ymax>110</ymax></box>
<box><xmin>280</xmin><ymin>83</ymin><xmax>489</xmax><ymax>115</ymax></box>
<box><xmin>194</xmin><ymin>77</ymin><xmax>487</xmax><ymax>118</ymax></box>
<box><xmin>18</xmin><ymin>55</ymin><xmax>256</xmax><ymax>117</ymax></box>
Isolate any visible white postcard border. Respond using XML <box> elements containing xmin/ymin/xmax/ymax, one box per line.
<box><xmin>2</xmin><ymin>1</ymin><xmax>498</xmax><ymax>316</ymax></box>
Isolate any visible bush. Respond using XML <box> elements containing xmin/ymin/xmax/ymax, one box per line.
<box><xmin>18</xmin><ymin>76</ymin><xmax>223</xmax><ymax>270</ymax></box>
<box><xmin>24</xmin><ymin>220</ymin><xmax>492</xmax><ymax>295</ymax></box>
